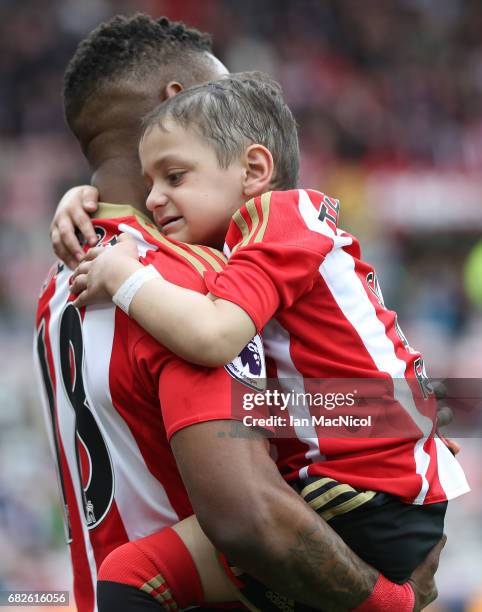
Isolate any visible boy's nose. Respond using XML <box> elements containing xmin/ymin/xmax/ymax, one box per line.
<box><xmin>146</xmin><ymin>189</ymin><xmax>168</xmax><ymax>211</ymax></box>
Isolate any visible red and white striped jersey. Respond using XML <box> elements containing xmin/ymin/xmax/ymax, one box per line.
<box><xmin>204</xmin><ymin>189</ymin><xmax>469</xmax><ymax>505</ymax></box>
<box><xmin>34</xmin><ymin>203</ymin><xmax>237</xmax><ymax>612</ymax></box>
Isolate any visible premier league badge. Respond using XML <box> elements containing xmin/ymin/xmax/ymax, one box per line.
<box><xmin>225</xmin><ymin>334</ymin><xmax>266</xmax><ymax>391</ymax></box>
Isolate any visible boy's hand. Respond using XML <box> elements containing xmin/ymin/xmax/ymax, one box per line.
<box><xmin>409</xmin><ymin>535</ymin><xmax>446</xmax><ymax>610</ymax></box>
<box><xmin>50</xmin><ymin>185</ymin><xmax>99</xmax><ymax>268</ymax></box>
<box><xmin>71</xmin><ymin>234</ymin><xmax>141</xmax><ymax>309</ymax></box>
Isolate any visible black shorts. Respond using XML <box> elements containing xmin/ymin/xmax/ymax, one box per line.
<box><xmin>233</xmin><ymin>476</ymin><xmax>447</xmax><ymax>611</ymax></box>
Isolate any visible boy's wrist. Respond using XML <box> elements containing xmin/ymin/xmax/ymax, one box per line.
<box><xmin>112</xmin><ymin>264</ymin><xmax>162</xmax><ymax>315</ymax></box>
<box><xmin>105</xmin><ymin>258</ymin><xmax>144</xmax><ymax>297</ymax></box>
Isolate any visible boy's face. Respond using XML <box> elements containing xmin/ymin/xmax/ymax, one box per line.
<box><xmin>140</xmin><ymin>121</ymin><xmax>245</xmax><ymax>248</ymax></box>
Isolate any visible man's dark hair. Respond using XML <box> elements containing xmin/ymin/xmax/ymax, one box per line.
<box><xmin>63</xmin><ymin>13</ymin><xmax>213</xmax><ymax>128</ymax></box>
<box><xmin>142</xmin><ymin>71</ymin><xmax>299</xmax><ymax>190</ymax></box>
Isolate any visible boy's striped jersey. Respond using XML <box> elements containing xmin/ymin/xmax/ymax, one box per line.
<box><xmin>205</xmin><ymin>189</ymin><xmax>469</xmax><ymax>504</ymax></box>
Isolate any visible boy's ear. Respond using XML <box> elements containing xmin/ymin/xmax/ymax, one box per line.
<box><xmin>161</xmin><ymin>81</ymin><xmax>184</xmax><ymax>100</ymax></box>
<box><xmin>242</xmin><ymin>144</ymin><xmax>274</xmax><ymax>198</ymax></box>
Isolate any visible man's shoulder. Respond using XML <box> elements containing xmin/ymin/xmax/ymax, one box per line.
<box><xmin>92</xmin><ymin>205</ymin><xmax>226</xmax><ymax>291</ymax></box>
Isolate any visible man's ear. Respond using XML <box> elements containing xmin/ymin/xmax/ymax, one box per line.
<box><xmin>242</xmin><ymin>144</ymin><xmax>274</xmax><ymax>198</ymax></box>
<box><xmin>161</xmin><ymin>81</ymin><xmax>183</xmax><ymax>101</ymax></box>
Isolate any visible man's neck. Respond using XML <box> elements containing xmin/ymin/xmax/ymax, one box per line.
<box><xmin>90</xmin><ymin>156</ymin><xmax>149</xmax><ymax>212</ymax></box>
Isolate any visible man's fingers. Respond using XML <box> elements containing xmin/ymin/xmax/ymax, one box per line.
<box><xmin>436</xmin><ymin>405</ymin><xmax>453</xmax><ymax>428</ymax></box>
<box><xmin>72</xmin><ymin>207</ymin><xmax>98</xmax><ymax>247</ymax></box>
<box><xmin>427</xmin><ymin>583</ymin><xmax>438</xmax><ymax>607</ymax></box>
<box><xmin>411</xmin><ymin>534</ymin><xmax>446</xmax><ymax>579</ymax></box>
<box><xmin>57</xmin><ymin>218</ymin><xmax>84</xmax><ymax>262</ymax></box>
<box><xmin>81</xmin><ymin>185</ymin><xmax>99</xmax><ymax>209</ymax></box>
<box><xmin>51</xmin><ymin>226</ymin><xmax>66</xmax><ymax>260</ymax></box>
<box><xmin>79</xmin><ymin>184</ymin><xmax>99</xmax><ymax>247</ymax></box>
<box><xmin>51</xmin><ymin>227</ymin><xmax>79</xmax><ymax>269</ymax></box>
<box><xmin>433</xmin><ymin>381</ymin><xmax>448</xmax><ymax>400</ymax></box>
<box><xmin>410</xmin><ymin>535</ymin><xmax>446</xmax><ymax>610</ymax></box>
<box><xmin>426</xmin><ymin>535</ymin><xmax>447</xmax><ymax>573</ymax></box>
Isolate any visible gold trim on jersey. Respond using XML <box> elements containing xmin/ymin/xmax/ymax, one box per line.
<box><xmin>243</xmin><ymin>197</ymin><xmax>260</xmax><ymax>245</ymax></box>
<box><xmin>95</xmin><ymin>202</ymin><xmax>150</xmax><ymax>221</ymax></box>
<box><xmin>94</xmin><ymin>202</ymin><xmax>226</xmax><ymax>276</ymax></box>
<box><xmin>141</xmin><ymin>574</ymin><xmax>178</xmax><ymax>610</ymax></box>
<box><xmin>184</xmin><ymin>243</ymin><xmax>225</xmax><ymax>272</ymax></box>
<box><xmin>253</xmin><ymin>191</ymin><xmax>271</xmax><ymax>244</ymax></box>
<box><xmin>231</xmin><ymin>192</ymin><xmax>272</xmax><ymax>255</ymax></box>
<box><xmin>300</xmin><ymin>477</ymin><xmax>377</xmax><ymax>522</ymax></box>
<box><xmin>135</xmin><ymin>215</ymin><xmax>208</xmax><ymax>275</ymax></box>
<box><xmin>231</xmin><ymin>201</ymin><xmax>252</xmax><ymax>254</ymax></box>
<box><xmin>202</xmin><ymin>244</ymin><xmax>228</xmax><ymax>265</ymax></box>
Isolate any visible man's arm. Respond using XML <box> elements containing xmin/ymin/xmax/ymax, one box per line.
<box><xmin>170</xmin><ymin>419</ymin><xmax>439</xmax><ymax>611</ymax></box>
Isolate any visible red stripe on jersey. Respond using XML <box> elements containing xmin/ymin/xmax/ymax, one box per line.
<box><xmin>89</xmin><ymin>499</ymin><xmax>129</xmax><ymax>571</ymax></box>
<box><xmin>421</xmin><ymin>437</ymin><xmax>445</xmax><ymax>501</ymax></box>
<box><xmin>36</xmin><ymin>262</ymin><xmax>60</xmax><ymax>325</ymax></box>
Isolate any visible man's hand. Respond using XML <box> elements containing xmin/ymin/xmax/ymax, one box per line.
<box><xmin>433</xmin><ymin>381</ymin><xmax>461</xmax><ymax>455</ymax></box>
<box><xmin>50</xmin><ymin>185</ymin><xmax>99</xmax><ymax>268</ymax></box>
<box><xmin>409</xmin><ymin>535</ymin><xmax>446</xmax><ymax>611</ymax></box>
<box><xmin>71</xmin><ymin>234</ymin><xmax>141</xmax><ymax>308</ymax></box>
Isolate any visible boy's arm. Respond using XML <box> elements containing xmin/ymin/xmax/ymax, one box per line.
<box><xmin>72</xmin><ymin>189</ymin><xmax>337</xmax><ymax>366</ymax></box>
<box><xmin>129</xmin><ymin>279</ymin><xmax>256</xmax><ymax>366</ymax></box>
<box><xmin>71</xmin><ymin>235</ymin><xmax>257</xmax><ymax>366</ymax></box>
<box><xmin>120</xmin><ymin>190</ymin><xmax>339</xmax><ymax>364</ymax></box>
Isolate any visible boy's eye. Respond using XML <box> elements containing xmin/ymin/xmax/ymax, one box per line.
<box><xmin>167</xmin><ymin>171</ymin><xmax>185</xmax><ymax>185</ymax></box>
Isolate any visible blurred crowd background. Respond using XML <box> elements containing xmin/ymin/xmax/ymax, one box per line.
<box><xmin>0</xmin><ymin>0</ymin><xmax>481</xmax><ymax>610</ymax></box>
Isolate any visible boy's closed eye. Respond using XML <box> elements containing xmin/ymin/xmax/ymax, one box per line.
<box><xmin>166</xmin><ymin>170</ymin><xmax>186</xmax><ymax>186</ymax></box>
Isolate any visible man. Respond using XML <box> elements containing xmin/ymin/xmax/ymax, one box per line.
<box><xmin>37</xmin><ymin>14</ymin><xmax>442</xmax><ymax>612</ymax></box>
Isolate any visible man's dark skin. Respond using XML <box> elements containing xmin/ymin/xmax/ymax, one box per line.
<box><xmin>55</xmin><ymin>43</ymin><xmax>445</xmax><ymax>611</ymax></box>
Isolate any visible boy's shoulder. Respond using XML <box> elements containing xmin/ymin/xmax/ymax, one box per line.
<box><xmin>225</xmin><ymin>188</ymin><xmax>342</xmax><ymax>256</ymax></box>
<box><xmin>269</xmin><ymin>189</ymin><xmax>340</xmax><ymax>229</ymax></box>
<box><xmin>236</xmin><ymin>188</ymin><xmax>340</xmax><ymax>235</ymax></box>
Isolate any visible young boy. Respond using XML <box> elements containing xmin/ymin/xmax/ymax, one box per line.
<box><xmin>71</xmin><ymin>73</ymin><xmax>467</xmax><ymax>610</ymax></box>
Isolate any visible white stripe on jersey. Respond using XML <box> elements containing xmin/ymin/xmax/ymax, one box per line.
<box><xmin>118</xmin><ymin>223</ymin><xmax>158</xmax><ymax>258</ymax></box>
<box><xmin>297</xmin><ymin>189</ymin><xmax>353</xmax><ymax>248</ymax></box>
<box><xmin>82</xmin><ymin>305</ymin><xmax>179</xmax><ymax>538</ymax></box>
<box><xmin>434</xmin><ymin>437</ymin><xmax>470</xmax><ymax>499</ymax></box>
<box><xmin>318</xmin><ymin>248</ymin><xmax>433</xmax><ymax>502</ymax></box>
<box><xmin>223</xmin><ymin>243</ymin><xmax>232</xmax><ymax>259</ymax></box>
<box><xmin>263</xmin><ymin>318</ymin><xmax>325</xmax><ymax>479</ymax></box>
